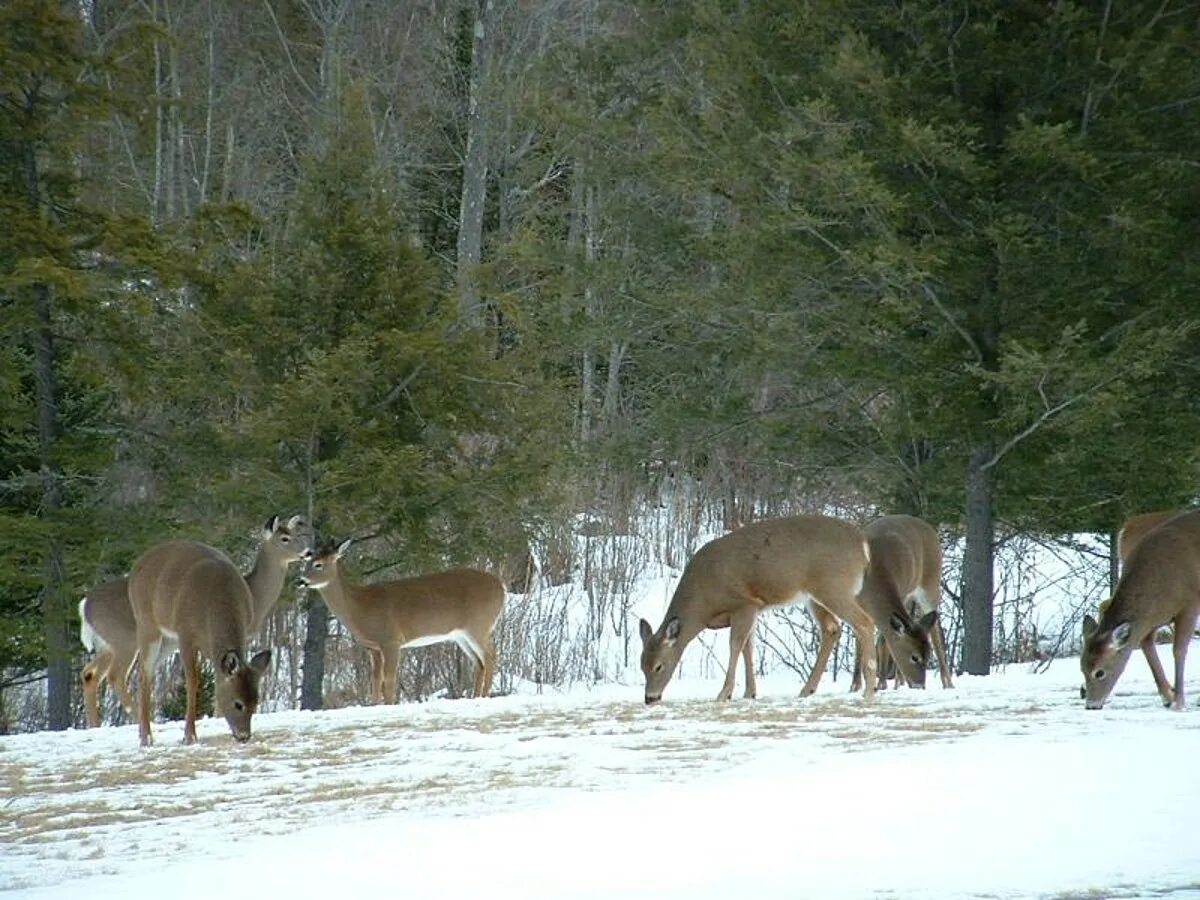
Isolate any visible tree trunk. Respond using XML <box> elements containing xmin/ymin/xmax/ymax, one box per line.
<box><xmin>961</xmin><ymin>444</ymin><xmax>995</xmax><ymax>676</ymax></box>
<box><xmin>22</xmin><ymin>124</ymin><xmax>71</xmax><ymax>729</ymax></box>
<box><xmin>300</xmin><ymin>595</ymin><xmax>328</xmax><ymax>710</ymax></box>
<box><xmin>456</xmin><ymin>0</ymin><xmax>495</xmax><ymax>326</ymax></box>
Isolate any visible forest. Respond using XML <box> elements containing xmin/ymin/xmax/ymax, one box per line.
<box><xmin>2</xmin><ymin>0</ymin><xmax>1198</xmax><ymax>733</ymax></box>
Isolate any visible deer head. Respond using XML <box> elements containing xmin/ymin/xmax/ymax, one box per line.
<box><xmin>215</xmin><ymin>649</ymin><xmax>273</xmax><ymax>741</ymax></box>
<box><xmin>1080</xmin><ymin>615</ymin><xmax>1134</xmax><ymax>710</ymax></box>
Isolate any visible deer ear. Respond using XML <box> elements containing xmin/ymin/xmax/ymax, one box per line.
<box><xmin>639</xmin><ymin>618</ymin><xmax>653</xmax><ymax>644</ymax></box>
<box><xmin>248</xmin><ymin>649</ymin><xmax>272</xmax><ymax>675</ymax></box>
<box><xmin>1111</xmin><ymin>621</ymin><xmax>1132</xmax><ymax>648</ymax></box>
<box><xmin>264</xmin><ymin>515</ymin><xmax>281</xmax><ymax>535</ymax></box>
<box><xmin>918</xmin><ymin>610</ymin><xmax>938</xmax><ymax>632</ymax></box>
<box><xmin>889</xmin><ymin>612</ymin><xmax>907</xmax><ymax>635</ymax></box>
<box><xmin>664</xmin><ymin>617</ymin><xmax>681</xmax><ymax>644</ymax></box>
<box><xmin>336</xmin><ymin>538</ymin><xmax>353</xmax><ymax>558</ymax></box>
<box><xmin>286</xmin><ymin>514</ymin><xmax>303</xmax><ymax>530</ymax></box>
<box><xmin>220</xmin><ymin>651</ymin><xmax>241</xmax><ymax>676</ymax></box>
<box><xmin>1082</xmin><ymin>614</ymin><xmax>1099</xmax><ymax>639</ymax></box>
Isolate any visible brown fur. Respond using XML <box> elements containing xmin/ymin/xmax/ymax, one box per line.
<box><xmin>301</xmin><ymin>540</ymin><xmax>505</xmax><ymax>703</ymax></box>
<box><xmin>852</xmin><ymin>515</ymin><xmax>953</xmax><ymax>692</ymax></box>
<box><xmin>638</xmin><ymin>515</ymin><xmax>874</xmax><ymax>704</ymax></box>
<box><xmin>128</xmin><ymin>540</ymin><xmax>271</xmax><ymax>746</ymax></box>
<box><xmin>78</xmin><ymin>516</ymin><xmax>305</xmax><ymax>729</ymax></box>
<box><xmin>1082</xmin><ymin>509</ymin><xmax>1200</xmax><ymax>710</ymax></box>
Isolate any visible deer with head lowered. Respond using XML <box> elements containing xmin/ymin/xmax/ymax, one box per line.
<box><xmin>79</xmin><ymin>515</ymin><xmax>307</xmax><ymax>729</ymax></box>
<box><xmin>300</xmin><ymin>539</ymin><xmax>505</xmax><ymax>703</ymax></box>
<box><xmin>638</xmin><ymin>514</ymin><xmax>877</xmax><ymax>705</ymax></box>
<box><xmin>1082</xmin><ymin>508</ymin><xmax>1200</xmax><ymax>710</ymax></box>
<box><xmin>849</xmin><ymin>515</ymin><xmax>953</xmax><ymax>692</ymax></box>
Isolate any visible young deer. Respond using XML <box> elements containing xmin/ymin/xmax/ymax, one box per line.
<box><xmin>638</xmin><ymin>514</ymin><xmax>876</xmax><ymax>704</ymax></box>
<box><xmin>1082</xmin><ymin>508</ymin><xmax>1200</xmax><ymax>710</ymax></box>
<box><xmin>851</xmin><ymin>515</ymin><xmax>953</xmax><ymax>691</ymax></box>
<box><xmin>128</xmin><ymin>540</ymin><xmax>273</xmax><ymax>746</ymax></box>
<box><xmin>300</xmin><ymin>539</ymin><xmax>505</xmax><ymax>703</ymax></box>
<box><xmin>78</xmin><ymin>515</ymin><xmax>307</xmax><ymax>728</ymax></box>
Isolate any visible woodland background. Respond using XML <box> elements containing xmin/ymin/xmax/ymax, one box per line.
<box><xmin>3</xmin><ymin>0</ymin><xmax>1198</xmax><ymax>733</ymax></box>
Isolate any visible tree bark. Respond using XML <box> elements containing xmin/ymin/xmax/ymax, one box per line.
<box><xmin>300</xmin><ymin>595</ymin><xmax>328</xmax><ymax>711</ymax></box>
<box><xmin>961</xmin><ymin>444</ymin><xmax>995</xmax><ymax>675</ymax></box>
<box><xmin>456</xmin><ymin>0</ymin><xmax>495</xmax><ymax>326</ymax></box>
<box><xmin>22</xmin><ymin>122</ymin><xmax>71</xmax><ymax>728</ymax></box>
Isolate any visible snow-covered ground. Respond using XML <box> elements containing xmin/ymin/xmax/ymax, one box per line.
<box><xmin>3</xmin><ymin>650</ymin><xmax>1199</xmax><ymax>900</ymax></box>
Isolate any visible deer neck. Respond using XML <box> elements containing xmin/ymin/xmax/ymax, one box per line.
<box><xmin>243</xmin><ymin>549</ymin><xmax>288</xmax><ymax>636</ymax></box>
<box><xmin>313</xmin><ymin>566</ymin><xmax>358</xmax><ymax>623</ymax></box>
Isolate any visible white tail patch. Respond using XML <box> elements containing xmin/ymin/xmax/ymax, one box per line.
<box><xmin>78</xmin><ymin>597</ymin><xmax>97</xmax><ymax>653</ymax></box>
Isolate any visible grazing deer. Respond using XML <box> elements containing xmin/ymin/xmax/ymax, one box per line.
<box><xmin>78</xmin><ymin>515</ymin><xmax>307</xmax><ymax>728</ymax></box>
<box><xmin>850</xmin><ymin>515</ymin><xmax>953</xmax><ymax>692</ymax></box>
<box><xmin>300</xmin><ymin>539</ymin><xmax>505</xmax><ymax>703</ymax></box>
<box><xmin>638</xmin><ymin>515</ymin><xmax>876</xmax><ymax>705</ymax></box>
<box><xmin>1082</xmin><ymin>508</ymin><xmax>1200</xmax><ymax>710</ymax></box>
<box><xmin>128</xmin><ymin>540</ymin><xmax>274</xmax><ymax>746</ymax></box>
<box><xmin>79</xmin><ymin>578</ymin><xmax>137</xmax><ymax>728</ymax></box>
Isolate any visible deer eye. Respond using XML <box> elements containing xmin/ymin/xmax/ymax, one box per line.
<box><xmin>653</xmin><ymin>663</ymin><xmax>663</xmax><ymax>673</ymax></box>
<box><xmin>910</xmin><ymin>654</ymin><xmax>921</xmax><ymax>665</ymax></box>
<box><xmin>234</xmin><ymin>700</ymin><xmax>245</xmax><ymax>712</ymax></box>
<box><xmin>313</xmin><ymin>561</ymin><xmax>324</xmax><ymax>570</ymax></box>
<box><xmin>1094</xmin><ymin>669</ymin><xmax>1106</xmax><ymax>681</ymax></box>
<box><xmin>280</xmin><ymin>535</ymin><xmax>290</xmax><ymax>543</ymax></box>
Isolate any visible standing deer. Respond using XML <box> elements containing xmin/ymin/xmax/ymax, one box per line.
<box><xmin>78</xmin><ymin>515</ymin><xmax>307</xmax><ymax>728</ymax></box>
<box><xmin>128</xmin><ymin>539</ymin><xmax>274</xmax><ymax>746</ymax></box>
<box><xmin>300</xmin><ymin>539</ymin><xmax>505</xmax><ymax>703</ymax></box>
<box><xmin>850</xmin><ymin>515</ymin><xmax>953</xmax><ymax>691</ymax></box>
<box><xmin>1082</xmin><ymin>508</ymin><xmax>1200</xmax><ymax>710</ymax></box>
<box><xmin>638</xmin><ymin>515</ymin><xmax>876</xmax><ymax>705</ymax></box>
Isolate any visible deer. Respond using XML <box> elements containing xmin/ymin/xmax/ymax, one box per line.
<box><xmin>128</xmin><ymin>536</ymin><xmax>282</xmax><ymax>746</ymax></box>
<box><xmin>1081</xmin><ymin>508</ymin><xmax>1200</xmax><ymax>710</ymax></box>
<box><xmin>849</xmin><ymin>515</ymin><xmax>953</xmax><ymax>692</ymax></box>
<box><xmin>78</xmin><ymin>515</ymin><xmax>307</xmax><ymax>728</ymax></box>
<box><xmin>638</xmin><ymin>514</ymin><xmax>876</xmax><ymax>705</ymax></box>
<box><xmin>300</xmin><ymin>538</ymin><xmax>506</xmax><ymax>704</ymax></box>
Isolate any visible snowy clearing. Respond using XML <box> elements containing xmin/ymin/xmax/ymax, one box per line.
<box><xmin>3</xmin><ymin>651</ymin><xmax>1199</xmax><ymax>900</ymax></box>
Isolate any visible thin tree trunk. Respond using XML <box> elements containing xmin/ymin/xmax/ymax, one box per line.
<box><xmin>23</xmin><ymin>136</ymin><xmax>70</xmax><ymax>728</ymax></box>
<box><xmin>151</xmin><ymin>0</ymin><xmax>164</xmax><ymax>223</ymax></box>
<box><xmin>961</xmin><ymin>444</ymin><xmax>995</xmax><ymax>676</ymax></box>
<box><xmin>456</xmin><ymin>0</ymin><xmax>495</xmax><ymax>326</ymax></box>
<box><xmin>300</xmin><ymin>432</ymin><xmax>326</xmax><ymax>710</ymax></box>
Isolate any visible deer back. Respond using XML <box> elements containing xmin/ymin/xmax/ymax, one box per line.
<box><xmin>354</xmin><ymin>568</ymin><xmax>504</xmax><ymax>644</ymax></box>
<box><xmin>1117</xmin><ymin>509</ymin><xmax>1187</xmax><ymax>566</ymax></box>
<box><xmin>1107</xmin><ymin>509</ymin><xmax>1200</xmax><ymax>636</ymax></box>
<box><xmin>672</xmin><ymin>515</ymin><xmax>869</xmax><ymax>621</ymax></box>
<box><xmin>859</xmin><ymin>515</ymin><xmax>940</xmax><ymax>620</ymax></box>
<box><xmin>129</xmin><ymin>540</ymin><xmax>253</xmax><ymax>656</ymax></box>
<box><xmin>80</xmin><ymin>577</ymin><xmax>134</xmax><ymax>651</ymax></box>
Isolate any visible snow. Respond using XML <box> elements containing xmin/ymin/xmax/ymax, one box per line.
<box><xmin>3</xmin><ymin>650</ymin><xmax>1199</xmax><ymax>899</ymax></box>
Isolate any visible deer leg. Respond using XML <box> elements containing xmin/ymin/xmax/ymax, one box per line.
<box><xmin>1169</xmin><ymin>611</ymin><xmax>1197</xmax><ymax>711</ymax></box>
<box><xmin>850</xmin><ymin>635</ymin><xmax>864</xmax><ymax>693</ymax></box>
<box><xmin>381</xmin><ymin>645</ymin><xmax>401</xmax><ymax>704</ymax></box>
<box><xmin>930</xmin><ymin>619</ymin><xmax>954</xmax><ymax>688</ymax></box>
<box><xmin>478</xmin><ymin>636</ymin><xmax>497</xmax><ymax>698</ymax></box>
<box><xmin>1140</xmin><ymin>633</ymin><xmax>1175</xmax><ymax>707</ymax></box>
<box><xmin>365</xmin><ymin>647</ymin><xmax>384</xmax><ymax>703</ymax></box>
<box><xmin>842</xmin><ymin>604</ymin><xmax>877</xmax><ymax>703</ymax></box>
<box><xmin>137</xmin><ymin>635</ymin><xmax>162</xmax><ymax>747</ymax></box>
<box><xmin>469</xmin><ymin>633</ymin><xmax>496</xmax><ymax>698</ymax></box>
<box><xmin>181</xmin><ymin>644</ymin><xmax>199</xmax><ymax>745</ymax></box>
<box><xmin>875</xmin><ymin>633</ymin><xmax>892</xmax><ymax>690</ymax></box>
<box><xmin>800</xmin><ymin>605</ymin><xmax>842</xmax><ymax>697</ymax></box>
<box><xmin>110</xmin><ymin>647</ymin><xmax>137</xmax><ymax>723</ymax></box>
<box><xmin>82</xmin><ymin>647</ymin><xmax>112</xmax><ymax>728</ymax></box>
<box><xmin>718</xmin><ymin>608</ymin><xmax>756</xmax><ymax>701</ymax></box>
<box><xmin>741</xmin><ymin>631</ymin><xmax>757</xmax><ymax>700</ymax></box>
